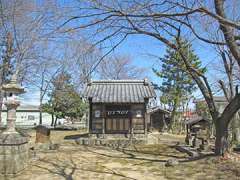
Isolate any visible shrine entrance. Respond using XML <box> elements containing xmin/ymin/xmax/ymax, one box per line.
<box><xmin>105</xmin><ymin>118</ymin><xmax>130</xmax><ymax>133</ymax></box>
<box><xmin>105</xmin><ymin>105</ymin><xmax>131</xmax><ymax>134</ymax></box>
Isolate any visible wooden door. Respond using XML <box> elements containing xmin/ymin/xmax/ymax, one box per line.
<box><xmin>105</xmin><ymin>118</ymin><xmax>129</xmax><ymax>133</ymax></box>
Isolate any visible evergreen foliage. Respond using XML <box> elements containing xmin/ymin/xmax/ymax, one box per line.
<box><xmin>153</xmin><ymin>39</ymin><xmax>206</xmax><ymax>131</ymax></box>
<box><xmin>42</xmin><ymin>72</ymin><xmax>87</xmax><ymax>126</ymax></box>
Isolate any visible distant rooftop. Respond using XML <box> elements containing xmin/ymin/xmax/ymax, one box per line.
<box><xmin>185</xmin><ymin>116</ymin><xmax>209</xmax><ymax>125</ymax></box>
<box><xmin>2</xmin><ymin>104</ymin><xmax>39</xmax><ymax>112</ymax></box>
<box><xmin>147</xmin><ymin>106</ymin><xmax>170</xmax><ymax>114</ymax></box>
<box><xmin>194</xmin><ymin>96</ymin><xmax>228</xmax><ymax>103</ymax></box>
<box><xmin>84</xmin><ymin>79</ymin><xmax>156</xmax><ymax>103</ymax></box>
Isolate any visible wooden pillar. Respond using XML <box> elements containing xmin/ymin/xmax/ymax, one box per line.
<box><xmin>88</xmin><ymin>98</ymin><xmax>92</xmax><ymax>133</ymax></box>
<box><xmin>130</xmin><ymin>105</ymin><xmax>133</xmax><ymax>135</ymax></box>
<box><xmin>102</xmin><ymin>105</ymin><xmax>105</xmax><ymax>136</ymax></box>
<box><xmin>144</xmin><ymin>98</ymin><xmax>149</xmax><ymax>135</ymax></box>
<box><xmin>145</xmin><ymin>113</ymin><xmax>149</xmax><ymax>135</ymax></box>
<box><xmin>149</xmin><ymin>114</ymin><xmax>152</xmax><ymax>131</ymax></box>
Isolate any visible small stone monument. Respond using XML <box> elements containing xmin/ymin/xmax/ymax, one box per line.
<box><xmin>35</xmin><ymin>125</ymin><xmax>51</xmax><ymax>143</ymax></box>
<box><xmin>0</xmin><ymin>74</ymin><xmax>29</xmax><ymax>175</ymax></box>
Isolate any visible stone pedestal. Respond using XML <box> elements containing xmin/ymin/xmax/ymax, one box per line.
<box><xmin>0</xmin><ymin>133</ymin><xmax>29</xmax><ymax>175</ymax></box>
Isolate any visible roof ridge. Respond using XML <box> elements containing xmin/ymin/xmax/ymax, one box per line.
<box><xmin>92</xmin><ymin>79</ymin><xmax>144</xmax><ymax>83</ymax></box>
<box><xmin>88</xmin><ymin>79</ymin><xmax>150</xmax><ymax>85</ymax></box>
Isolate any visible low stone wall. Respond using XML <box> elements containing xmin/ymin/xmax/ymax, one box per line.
<box><xmin>89</xmin><ymin>133</ymin><xmax>147</xmax><ymax>139</ymax></box>
<box><xmin>76</xmin><ymin>137</ymin><xmax>146</xmax><ymax>148</ymax></box>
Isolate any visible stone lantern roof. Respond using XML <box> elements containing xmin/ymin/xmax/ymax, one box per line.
<box><xmin>1</xmin><ymin>74</ymin><xmax>24</xmax><ymax>94</ymax></box>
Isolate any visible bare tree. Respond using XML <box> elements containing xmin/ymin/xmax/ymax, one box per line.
<box><xmin>60</xmin><ymin>0</ymin><xmax>240</xmax><ymax>155</ymax></box>
<box><xmin>25</xmin><ymin>55</ymin><xmax>63</xmax><ymax>125</ymax></box>
<box><xmin>60</xmin><ymin>37</ymin><xmax>100</xmax><ymax>92</ymax></box>
<box><xmin>0</xmin><ymin>32</ymin><xmax>14</xmax><ymax>123</ymax></box>
<box><xmin>0</xmin><ymin>0</ymin><xmax>62</xmax><ymax>124</ymax></box>
<box><xmin>218</xmin><ymin>50</ymin><xmax>240</xmax><ymax>143</ymax></box>
<box><xmin>98</xmin><ymin>54</ymin><xmax>146</xmax><ymax>80</ymax></box>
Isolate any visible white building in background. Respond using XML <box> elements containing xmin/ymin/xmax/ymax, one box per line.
<box><xmin>1</xmin><ymin>104</ymin><xmax>87</xmax><ymax>129</ymax></box>
<box><xmin>195</xmin><ymin>96</ymin><xmax>230</xmax><ymax>114</ymax></box>
<box><xmin>1</xmin><ymin>105</ymin><xmax>55</xmax><ymax>127</ymax></box>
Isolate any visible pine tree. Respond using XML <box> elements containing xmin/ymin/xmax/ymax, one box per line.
<box><xmin>42</xmin><ymin>72</ymin><xmax>87</xmax><ymax>127</ymax></box>
<box><xmin>153</xmin><ymin>39</ymin><xmax>206</xmax><ymax>132</ymax></box>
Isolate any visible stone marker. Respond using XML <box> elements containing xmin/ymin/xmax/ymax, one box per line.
<box><xmin>165</xmin><ymin>158</ymin><xmax>179</xmax><ymax>167</ymax></box>
<box><xmin>0</xmin><ymin>74</ymin><xmax>29</xmax><ymax>175</ymax></box>
<box><xmin>49</xmin><ymin>143</ymin><xmax>59</xmax><ymax>150</ymax></box>
<box><xmin>35</xmin><ymin>125</ymin><xmax>51</xmax><ymax>143</ymax></box>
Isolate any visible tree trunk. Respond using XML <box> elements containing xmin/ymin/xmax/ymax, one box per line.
<box><xmin>0</xmin><ymin>91</ymin><xmax>3</xmax><ymax>124</ymax></box>
<box><xmin>169</xmin><ymin>107</ymin><xmax>176</xmax><ymax>132</ymax></box>
<box><xmin>51</xmin><ymin>114</ymin><xmax>54</xmax><ymax>126</ymax></box>
<box><xmin>169</xmin><ymin>97</ymin><xmax>179</xmax><ymax>133</ymax></box>
<box><xmin>39</xmin><ymin>97</ymin><xmax>43</xmax><ymax>125</ymax></box>
<box><xmin>232</xmin><ymin>112</ymin><xmax>240</xmax><ymax>143</ymax></box>
<box><xmin>39</xmin><ymin>111</ymin><xmax>42</xmax><ymax>125</ymax></box>
<box><xmin>54</xmin><ymin>117</ymin><xmax>58</xmax><ymax>127</ymax></box>
<box><xmin>215</xmin><ymin>119</ymin><xmax>229</xmax><ymax>156</ymax></box>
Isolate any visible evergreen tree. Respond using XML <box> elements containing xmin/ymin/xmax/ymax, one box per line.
<box><xmin>42</xmin><ymin>72</ymin><xmax>87</xmax><ymax>126</ymax></box>
<box><xmin>153</xmin><ymin>39</ymin><xmax>206</xmax><ymax>132</ymax></box>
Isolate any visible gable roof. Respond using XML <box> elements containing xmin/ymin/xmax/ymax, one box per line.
<box><xmin>84</xmin><ymin>79</ymin><xmax>156</xmax><ymax>103</ymax></box>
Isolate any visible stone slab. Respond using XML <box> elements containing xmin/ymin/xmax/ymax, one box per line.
<box><xmin>176</xmin><ymin>145</ymin><xmax>200</xmax><ymax>157</ymax></box>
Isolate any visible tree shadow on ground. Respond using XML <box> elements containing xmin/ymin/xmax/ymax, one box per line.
<box><xmin>64</xmin><ymin>133</ymin><xmax>89</xmax><ymax>140</ymax></box>
<box><xmin>34</xmin><ymin>157</ymin><xmax>77</xmax><ymax>180</ymax></box>
<box><xmin>83</xmin><ymin>143</ymin><xmax>216</xmax><ymax>166</ymax></box>
<box><xmin>84</xmin><ymin>146</ymin><xmax>167</xmax><ymax>163</ymax></box>
<box><xmin>179</xmin><ymin>153</ymin><xmax>215</xmax><ymax>163</ymax></box>
<box><xmin>125</xmin><ymin>145</ymin><xmax>187</xmax><ymax>159</ymax></box>
<box><xmin>34</xmin><ymin>155</ymin><xmax>137</xmax><ymax>180</ymax></box>
<box><xmin>169</xmin><ymin>144</ymin><xmax>216</xmax><ymax>163</ymax></box>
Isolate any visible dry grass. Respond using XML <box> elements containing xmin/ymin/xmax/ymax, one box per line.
<box><xmin>3</xmin><ymin>130</ymin><xmax>240</xmax><ymax>180</ymax></box>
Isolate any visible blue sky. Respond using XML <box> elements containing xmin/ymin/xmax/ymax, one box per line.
<box><xmin>22</xmin><ymin>33</ymin><xmax>219</xmax><ymax>106</ymax></box>
<box><xmin>21</xmin><ymin>0</ymin><xmax>224</xmax><ymax>106</ymax></box>
<box><xmin>108</xmin><ymin>33</ymin><xmax>219</xmax><ymax>89</ymax></box>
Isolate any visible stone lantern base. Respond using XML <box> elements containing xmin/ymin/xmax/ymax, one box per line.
<box><xmin>0</xmin><ymin>133</ymin><xmax>29</xmax><ymax>175</ymax></box>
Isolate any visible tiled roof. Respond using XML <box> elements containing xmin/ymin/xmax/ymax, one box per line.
<box><xmin>84</xmin><ymin>79</ymin><xmax>156</xmax><ymax>103</ymax></box>
<box><xmin>185</xmin><ymin>116</ymin><xmax>209</xmax><ymax>125</ymax></box>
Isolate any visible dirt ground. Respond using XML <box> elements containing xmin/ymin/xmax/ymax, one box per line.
<box><xmin>2</xmin><ymin>130</ymin><xmax>240</xmax><ymax>180</ymax></box>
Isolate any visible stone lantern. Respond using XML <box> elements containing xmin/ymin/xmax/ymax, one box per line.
<box><xmin>2</xmin><ymin>74</ymin><xmax>25</xmax><ymax>133</ymax></box>
<box><xmin>0</xmin><ymin>74</ymin><xmax>29</xmax><ymax>175</ymax></box>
